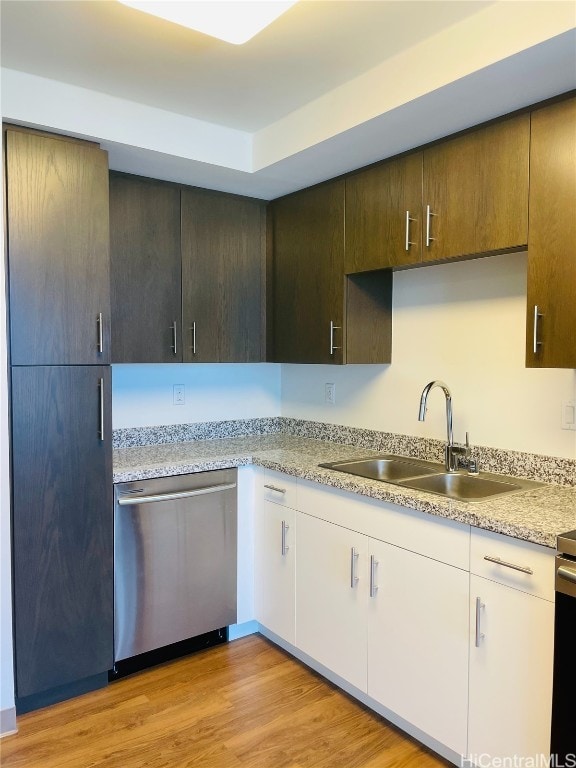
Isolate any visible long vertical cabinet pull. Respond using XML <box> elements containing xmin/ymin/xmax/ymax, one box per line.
<box><xmin>98</xmin><ymin>378</ymin><xmax>105</xmax><ymax>442</ymax></box>
<box><xmin>171</xmin><ymin>321</ymin><xmax>178</xmax><ymax>356</ymax></box>
<box><xmin>425</xmin><ymin>204</ymin><xmax>437</xmax><ymax>248</ymax></box>
<box><xmin>350</xmin><ymin>547</ymin><xmax>359</xmax><ymax>588</ymax></box>
<box><xmin>405</xmin><ymin>211</ymin><xmax>416</xmax><ymax>251</ymax></box>
<box><xmin>369</xmin><ymin>554</ymin><xmax>379</xmax><ymax>598</ymax></box>
<box><xmin>191</xmin><ymin>322</ymin><xmax>197</xmax><ymax>356</ymax></box>
<box><xmin>533</xmin><ymin>305</ymin><xmax>543</xmax><ymax>355</ymax></box>
<box><xmin>96</xmin><ymin>312</ymin><xmax>104</xmax><ymax>354</ymax></box>
<box><xmin>475</xmin><ymin>597</ymin><xmax>485</xmax><ymax>647</ymax></box>
<box><xmin>281</xmin><ymin>520</ymin><xmax>289</xmax><ymax>556</ymax></box>
<box><xmin>330</xmin><ymin>321</ymin><xmax>342</xmax><ymax>356</ymax></box>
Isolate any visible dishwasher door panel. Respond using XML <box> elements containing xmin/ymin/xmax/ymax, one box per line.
<box><xmin>114</xmin><ymin>470</ymin><xmax>237</xmax><ymax>662</ymax></box>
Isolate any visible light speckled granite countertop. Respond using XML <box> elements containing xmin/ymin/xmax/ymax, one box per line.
<box><xmin>113</xmin><ymin>434</ymin><xmax>576</xmax><ymax>549</ymax></box>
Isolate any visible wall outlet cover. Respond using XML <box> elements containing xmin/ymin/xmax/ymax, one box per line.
<box><xmin>325</xmin><ymin>382</ymin><xmax>336</xmax><ymax>405</ymax></box>
<box><xmin>173</xmin><ymin>385</ymin><xmax>185</xmax><ymax>405</ymax></box>
<box><xmin>561</xmin><ymin>400</ymin><xmax>576</xmax><ymax>430</ymax></box>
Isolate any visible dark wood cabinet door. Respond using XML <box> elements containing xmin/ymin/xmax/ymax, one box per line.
<box><xmin>422</xmin><ymin>114</ymin><xmax>530</xmax><ymax>263</ymax></box>
<box><xmin>6</xmin><ymin>129</ymin><xmax>110</xmax><ymax>365</ymax></box>
<box><xmin>181</xmin><ymin>189</ymin><xmax>265</xmax><ymax>363</ymax></box>
<box><xmin>272</xmin><ymin>180</ymin><xmax>345</xmax><ymax>364</ymax></box>
<box><xmin>526</xmin><ymin>97</ymin><xmax>576</xmax><ymax>369</ymax></box>
<box><xmin>345</xmin><ymin>153</ymin><xmax>423</xmax><ymax>272</ymax></box>
<box><xmin>11</xmin><ymin>366</ymin><xmax>113</xmax><ymax>699</ymax></box>
<box><xmin>110</xmin><ymin>173</ymin><xmax>182</xmax><ymax>363</ymax></box>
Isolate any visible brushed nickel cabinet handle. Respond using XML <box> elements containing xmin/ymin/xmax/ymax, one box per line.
<box><xmin>533</xmin><ymin>305</ymin><xmax>543</xmax><ymax>355</ymax></box>
<box><xmin>98</xmin><ymin>378</ymin><xmax>105</xmax><ymax>442</ymax></box>
<box><xmin>369</xmin><ymin>554</ymin><xmax>379</xmax><ymax>598</ymax></box>
<box><xmin>171</xmin><ymin>321</ymin><xmax>177</xmax><ymax>355</ymax></box>
<box><xmin>483</xmin><ymin>555</ymin><xmax>533</xmax><ymax>576</ymax></box>
<box><xmin>281</xmin><ymin>520</ymin><xmax>290</xmax><ymax>556</ymax></box>
<box><xmin>475</xmin><ymin>596</ymin><xmax>485</xmax><ymax>647</ymax></box>
<box><xmin>405</xmin><ymin>210</ymin><xmax>416</xmax><ymax>251</ymax></box>
<box><xmin>330</xmin><ymin>321</ymin><xmax>342</xmax><ymax>356</ymax></box>
<box><xmin>350</xmin><ymin>547</ymin><xmax>359</xmax><ymax>588</ymax></box>
<box><xmin>97</xmin><ymin>312</ymin><xmax>104</xmax><ymax>354</ymax></box>
<box><xmin>425</xmin><ymin>204</ymin><xmax>437</xmax><ymax>247</ymax></box>
<box><xmin>263</xmin><ymin>484</ymin><xmax>286</xmax><ymax>494</ymax></box>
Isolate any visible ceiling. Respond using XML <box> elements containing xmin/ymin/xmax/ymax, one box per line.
<box><xmin>1</xmin><ymin>1</ymin><xmax>576</xmax><ymax>198</ymax></box>
<box><xmin>1</xmin><ymin>1</ymin><xmax>493</xmax><ymax>132</ymax></box>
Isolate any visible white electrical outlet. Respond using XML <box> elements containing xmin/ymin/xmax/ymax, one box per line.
<box><xmin>561</xmin><ymin>400</ymin><xmax>576</xmax><ymax>430</ymax></box>
<box><xmin>325</xmin><ymin>382</ymin><xmax>336</xmax><ymax>405</ymax></box>
<box><xmin>173</xmin><ymin>385</ymin><xmax>185</xmax><ymax>405</ymax></box>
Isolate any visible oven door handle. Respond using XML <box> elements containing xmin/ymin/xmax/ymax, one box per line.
<box><xmin>117</xmin><ymin>483</ymin><xmax>237</xmax><ymax>505</ymax></box>
<box><xmin>557</xmin><ymin>565</ymin><xmax>576</xmax><ymax>585</ymax></box>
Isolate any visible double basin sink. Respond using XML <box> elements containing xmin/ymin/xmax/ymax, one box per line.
<box><xmin>318</xmin><ymin>455</ymin><xmax>544</xmax><ymax>502</ymax></box>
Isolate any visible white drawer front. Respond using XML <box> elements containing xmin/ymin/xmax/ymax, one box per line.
<box><xmin>260</xmin><ymin>469</ymin><xmax>298</xmax><ymax>509</ymax></box>
<box><xmin>470</xmin><ymin>528</ymin><xmax>555</xmax><ymax>601</ymax></box>
<box><xmin>298</xmin><ymin>479</ymin><xmax>469</xmax><ymax>570</ymax></box>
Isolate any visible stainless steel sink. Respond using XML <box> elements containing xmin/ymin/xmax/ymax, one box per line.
<box><xmin>319</xmin><ymin>454</ymin><xmax>544</xmax><ymax>502</ymax></box>
<box><xmin>319</xmin><ymin>455</ymin><xmax>441</xmax><ymax>482</ymax></box>
<box><xmin>398</xmin><ymin>472</ymin><xmax>522</xmax><ymax>501</ymax></box>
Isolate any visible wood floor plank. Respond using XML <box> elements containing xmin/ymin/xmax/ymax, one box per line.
<box><xmin>0</xmin><ymin>635</ymin><xmax>450</xmax><ymax>768</ymax></box>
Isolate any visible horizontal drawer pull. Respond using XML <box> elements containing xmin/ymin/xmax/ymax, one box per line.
<box><xmin>264</xmin><ymin>484</ymin><xmax>287</xmax><ymax>494</ymax></box>
<box><xmin>118</xmin><ymin>483</ymin><xmax>237</xmax><ymax>505</ymax></box>
<box><xmin>483</xmin><ymin>555</ymin><xmax>533</xmax><ymax>575</ymax></box>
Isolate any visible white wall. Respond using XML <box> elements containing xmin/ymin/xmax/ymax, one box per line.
<box><xmin>281</xmin><ymin>253</ymin><xmax>576</xmax><ymax>460</ymax></box>
<box><xmin>112</xmin><ymin>363</ymin><xmax>281</xmax><ymax>428</ymax></box>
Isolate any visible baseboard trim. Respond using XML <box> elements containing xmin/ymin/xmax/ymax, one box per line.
<box><xmin>228</xmin><ymin>620</ymin><xmax>258</xmax><ymax>640</ymax></box>
<box><xmin>0</xmin><ymin>706</ymin><xmax>17</xmax><ymax>737</ymax></box>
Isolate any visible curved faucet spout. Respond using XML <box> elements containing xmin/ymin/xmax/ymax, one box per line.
<box><xmin>418</xmin><ymin>380</ymin><xmax>454</xmax><ymax>447</ymax></box>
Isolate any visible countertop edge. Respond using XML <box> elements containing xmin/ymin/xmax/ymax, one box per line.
<box><xmin>113</xmin><ymin>448</ymin><xmax>566</xmax><ymax>550</ymax></box>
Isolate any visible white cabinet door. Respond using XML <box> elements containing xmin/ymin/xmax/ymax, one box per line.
<box><xmin>254</xmin><ymin>500</ymin><xmax>295</xmax><ymax>644</ymax></box>
<box><xmin>295</xmin><ymin>512</ymin><xmax>368</xmax><ymax>691</ymax></box>
<box><xmin>367</xmin><ymin>538</ymin><xmax>469</xmax><ymax>755</ymax></box>
<box><xmin>468</xmin><ymin>574</ymin><xmax>554</xmax><ymax>763</ymax></box>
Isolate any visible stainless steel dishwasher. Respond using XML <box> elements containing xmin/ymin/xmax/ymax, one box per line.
<box><xmin>113</xmin><ymin>469</ymin><xmax>237</xmax><ymax>672</ymax></box>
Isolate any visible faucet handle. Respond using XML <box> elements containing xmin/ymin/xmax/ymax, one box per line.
<box><xmin>461</xmin><ymin>432</ymin><xmax>479</xmax><ymax>474</ymax></box>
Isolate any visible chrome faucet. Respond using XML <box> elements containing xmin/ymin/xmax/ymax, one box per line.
<box><xmin>418</xmin><ymin>380</ymin><xmax>476</xmax><ymax>473</ymax></box>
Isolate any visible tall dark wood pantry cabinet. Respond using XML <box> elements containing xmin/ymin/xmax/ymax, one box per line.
<box><xmin>5</xmin><ymin>126</ymin><xmax>113</xmax><ymax>712</ymax></box>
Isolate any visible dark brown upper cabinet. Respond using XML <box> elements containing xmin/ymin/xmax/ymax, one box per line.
<box><xmin>271</xmin><ymin>180</ymin><xmax>391</xmax><ymax>365</ymax></box>
<box><xmin>11</xmin><ymin>365</ymin><xmax>113</xmax><ymax>705</ymax></box>
<box><xmin>110</xmin><ymin>173</ymin><xmax>182</xmax><ymax>363</ymax></box>
<box><xmin>181</xmin><ymin>188</ymin><xmax>266</xmax><ymax>363</ymax></box>
<box><xmin>526</xmin><ymin>97</ymin><xmax>576</xmax><ymax>369</ymax></box>
<box><xmin>422</xmin><ymin>114</ymin><xmax>530</xmax><ymax>263</ymax></box>
<box><xmin>345</xmin><ymin>152</ymin><xmax>423</xmax><ymax>272</ymax></box>
<box><xmin>5</xmin><ymin>128</ymin><xmax>110</xmax><ymax>365</ymax></box>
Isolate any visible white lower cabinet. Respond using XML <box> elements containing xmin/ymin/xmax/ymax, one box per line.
<box><xmin>295</xmin><ymin>511</ymin><xmax>368</xmax><ymax>691</ymax></box>
<box><xmin>254</xmin><ymin>500</ymin><xmax>296</xmax><ymax>644</ymax></box>
<box><xmin>254</xmin><ymin>471</ymin><xmax>296</xmax><ymax>644</ymax></box>
<box><xmin>367</xmin><ymin>538</ymin><xmax>469</xmax><ymax>755</ymax></box>
<box><xmin>468</xmin><ymin>530</ymin><xmax>555</xmax><ymax>764</ymax></box>
<box><xmin>253</xmin><ymin>473</ymin><xmax>556</xmax><ymax>765</ymax></box>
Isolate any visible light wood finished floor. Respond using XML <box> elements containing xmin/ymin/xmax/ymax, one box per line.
<box><xmin>1</xmin><ymin>635</ymin><xmax>450</xmax><ymax>768</ymax></box>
